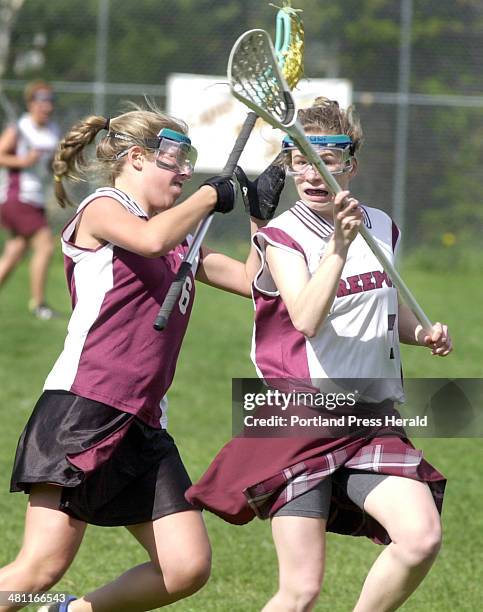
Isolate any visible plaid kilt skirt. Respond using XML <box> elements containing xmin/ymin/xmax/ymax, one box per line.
<box><xmin>186</xmin><ymin>428</ymin><xmax>446</xmax><ymax>545</ymax></box>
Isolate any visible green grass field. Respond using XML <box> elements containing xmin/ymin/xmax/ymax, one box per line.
<box><xmin>0</xmin><ymin>246</ymin><xmax>482</xmax><ymax>611</ymax></box>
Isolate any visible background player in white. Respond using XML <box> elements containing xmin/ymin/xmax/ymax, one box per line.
<box><xmin>188</xmin><ymin>97</ymin><xmax>453</xmax><ymax>612</ymax></box>
<box><xmin>0</xmin><ymin>105</ymin><xmax>284</xmax><ymax>612</ymax></box>
<box><xmin>0</xmin><ymin>80</ymin><xmax>60</xmax><ymax>319</ymax></box>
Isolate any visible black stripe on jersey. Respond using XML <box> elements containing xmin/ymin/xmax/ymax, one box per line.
<box><xmin>96</xmin><ymin>188</ymin><xmax>148</xmax><ymax>219</ymax></box>
<box><xmin>290</xmin><ymin>201</ymin><xmax>372</xmax><ymax>238</ymax></box>
<box><xmin>297</xmin><ymin>201</ymin><xmax>334</xmax><ymax>233</ymax></box>
<box><xmin>360</xmin><ymin>205</ymin><xmax>372</xmax><ymax>229</ymax></box>
<box><xmin>290</xmin><ymin>202</ymin><xmax>333</xmax><ymax>238</ymax></box>
<box><xmin>290</xmin><ymin>208</ymin><xmax>329</xmax><ymax>239</ymax></box>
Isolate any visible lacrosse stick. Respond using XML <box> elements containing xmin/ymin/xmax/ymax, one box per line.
<box><xmin>229</xmin><ymin>28</ymin><xmax>432</xmax><ymax>331</ymax></box>
<box><xmin>154</xmin><ymin>6</ymin><xmax>304</xmax><ymax>331</ymax></box>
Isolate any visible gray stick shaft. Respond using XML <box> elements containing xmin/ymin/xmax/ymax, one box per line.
<box><xmin>153</xmin><ymin>112</ymin><xmax>258</xmax><ymax>331</ymax></box>
<box><xmin>288</xmin><ymin>120</ymin><xmax>433</xmax><ymax>331</ymax></box>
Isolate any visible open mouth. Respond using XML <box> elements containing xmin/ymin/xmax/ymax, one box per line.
<box><xmin>305</xmin><ymin>188</ymin><xmax>329</xmax><ymax>197</ymax></box>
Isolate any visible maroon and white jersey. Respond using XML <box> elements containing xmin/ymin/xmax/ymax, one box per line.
<box><xmin>0</xmin><ymin>114</ymin><xmax>59</xmax><ymax>207</ymax></box>
<box><xmin>252</xmin><ymin>200</ymin><xmax>404</xmax><ymax>403</ymax></box>
<box><xmin>44</xmin><ymin>187</ymin><xmax>199</xmax><ymax>428</ymax></box>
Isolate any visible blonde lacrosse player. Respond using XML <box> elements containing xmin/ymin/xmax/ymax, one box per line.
<box><xmin>0</xmin><ymin>105</ymin><xmax>284</xmax><ymax>612</ymax></box>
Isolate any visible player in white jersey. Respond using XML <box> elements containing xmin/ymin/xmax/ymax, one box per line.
<box><xmin>0</xmin><ymin>105</ymin><xmax>285</xmax><ymax>612</ymax></box>
<box><xmin>0</xmin><ymin>80</ymin><xmax>60</xmax><ymax>319</ymax></box>
<box><xmin>187</xmin><ymin>98</ymin><xmax>453</xmax><ymax>612</ymax></box>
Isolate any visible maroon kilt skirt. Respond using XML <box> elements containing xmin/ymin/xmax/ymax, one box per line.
<box><xmin>186</xmin><ymin>430</ymin><xmax>446</xmax><ymax>545</ymax></box>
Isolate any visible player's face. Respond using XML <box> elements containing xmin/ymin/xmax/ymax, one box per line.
<box><xmin>291</xmin><ymin>145</ymin><xmax>355</xmax><ymax>218</ymax></box>
<box><xmin>28</xmin><ymin>90</ymin><xmax>55</xmax><ymax>125</ymax></box>
<box><xmin>142</xmin><ymin>156</ymin><xmax>190</xmax><ymax>213</ymax></box>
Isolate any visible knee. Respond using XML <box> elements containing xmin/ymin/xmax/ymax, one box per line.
<box><xmin>183</xmin><ymin>552</ymin><xmax>212</xmax><ymax>593</ymax></box>
<box><xmin>33</xmin><ymin>233</ymin><xmax>55</xmax><ymax>257</ymax></box>
<box><xmin>3</xmin><ymin>239</ymin><xmax>26</xmax><ymax>263</ymax></box>
<box><xmin>279</xmin><ymin>578</ymin><xmax>322</xmax><ymax>611</ymax></box>
<box><xmin>160</xmin><ymin>548</ymin><xmax>212</xmax><ymax>596</ymax></box>
<box><xmin>42</xmin><ymin>237</ymin><xmax>55</xmax><ymax>258</ymax></box>
<box><xmin>394</xmin><ymin>519</ymin><xmax>442</xmax><ymax>566</ymax></box>
<box><xmin>13</xmin><ymin>555</ymin><xmax>67</xmax><ymax>591</ymax></box>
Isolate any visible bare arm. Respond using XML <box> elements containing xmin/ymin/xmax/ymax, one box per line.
<box><xmin>0</xmin><ymin>125</ymin><xmax>40</xmax><ymax>169</ymax></box>
<box><xmin>268</xmin><ymin>191</ymin><xmax>362</xmax><ymax>338</ymax></box>
<box><xmin>267</xmin><ymin>239</ymin><xmax>347</xmax><ymax>337</ymax></box>
<box><xmin>75</xmin><ymin>186</ymin><xmax>217</xmax><ymax>257</ymax></box>
<box><xmin>398</xmin><ymin>300</ymin><xmax>453</xmax><ymax>356</ymax></box>
<box><xmin>196</xmin><ymin>217</ymin><xmax>267</xmax><ymax>297</ymax></box>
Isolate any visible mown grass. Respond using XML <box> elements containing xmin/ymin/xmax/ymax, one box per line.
<box><xmin>0</xmin><ymin>243</ymin><xmax>481</xmax><ymax>611</ymax></box>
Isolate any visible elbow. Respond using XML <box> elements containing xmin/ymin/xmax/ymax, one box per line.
<box><xmin>145</xmin><ymin>247</ymin><xmax>166</xmax><ymax>258</ymax></box>
<box><xmin>292</xmin><ymin>317</ymin><xmax>318</xmax><ymax>338</ymax></box>
<box><xmin>291</xmin><ymin>308</ymin><xmax>329</xmax><ymax>338</ymax></box>
<box><xmin>142</xmin><ymin>236</ymin><xmax>171</xmax><ymax>258</ymax></box>
<box><xmin>143</xmin><ymin>246</ymin><xmax>165</xmax><ymax>258</ymax></box>
<box><xmin>299</xmin><ymin>326</ymin><xmax>318</xmax><ymax>339</ymax></box>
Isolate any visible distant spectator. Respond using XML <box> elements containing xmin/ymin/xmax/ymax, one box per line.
<box><xmin>0</xmin><ymin>80</ymin><xmax>60</xmax><ymax>319</ymax></box>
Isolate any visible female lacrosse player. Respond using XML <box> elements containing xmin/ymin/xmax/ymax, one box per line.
<box><xmin>188</xmin><ymin>97</ymin><xmax>452</xmax><ymax>612</ymax></box>
<box><xmin>0</xmin><ymin>106</ymin><xmax>284</xmax><ymax>612</ymax></box>
<box><xmin>0</xmin><ymin>80</ymin><xmax>60</xmax><ymax>319</ymax></box>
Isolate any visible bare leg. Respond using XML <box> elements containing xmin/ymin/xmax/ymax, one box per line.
<box><xmin>0</xmin><ymin>235</ymin><xmax>28</xmax><ymax>287</ymax></box>
<box><xmin>69</xmin><ymin>510</ymin><xmax>211</xmax><ymax>611</ymax></box>
<box><xmin>262</xmin><ymin>516</ymin><xmax>327</xmax><ymax>612</ymax></box>
<box><xmin>28</xmin><ymin>227</ymin><xmax>55</xmax><ymax>308</ymax></box>
<box><xmin>0</xmin><ymin>485</ymin><xmax>87</xmax><ymax>611</ymax></box>
<box><xmin>353</xmin><ymin>476</ymin><xmax>442</xmax><ymax>612</ymax></box>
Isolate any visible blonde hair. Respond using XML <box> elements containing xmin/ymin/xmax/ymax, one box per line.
<box><xmin>298</xmin><ymin>96</ymin><xmax>363</xmax><ymax>153</ymax></box>
<box><xmin>52</xmin><ymin>104</ymin><xmax>188</xmax><ymax>207</ymax></box>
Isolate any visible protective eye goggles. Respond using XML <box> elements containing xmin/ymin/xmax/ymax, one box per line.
<box><xmin>110</xmin><ymin>128</ymin><xmax>197</xmax><ymax>176</ymax></box>
<box><xmin>31</xmin><ymin>91</ymin><xmax>55</xmax><ymax>103</ymax></box>
<box><xmin>282</xmin><ymin>134</ymin><xmax>354</xmax><ymax>177</ymax></box>
<box><xmin>149</xmin><ymin>128</ymin><xmax>197</xmax><ymax>176</ymax></box>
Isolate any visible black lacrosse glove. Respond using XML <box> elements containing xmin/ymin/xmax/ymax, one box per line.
<box><xmin>234</xmin><ymin>162</ymin><xmax>286</xmax><ymax>221</ymax></box>
<box><xmin>201</xmin><ymin>176</ymin><xmax>236</xmax><ymax>214</ymax></box>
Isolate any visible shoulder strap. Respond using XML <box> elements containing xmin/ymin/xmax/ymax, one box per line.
<box><xmin>62</xmin><ymin>187</ymin><xmax>148</xmax><ymax>243</ymax></box>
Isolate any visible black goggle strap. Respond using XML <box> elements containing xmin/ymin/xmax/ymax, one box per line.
<box><xmin>107</xmin><ymin>132</ymin><xmax>136</xmax><ymax>160</ymax></box>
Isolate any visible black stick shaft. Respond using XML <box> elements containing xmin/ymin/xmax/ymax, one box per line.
<box><xmin>221</xmin><ymin>111</ymin><xmax>257</xmax><ymax>176</ymax></box>
<box><xmin>153</xmin><ymin>112</ymin><xmax>258</xmax><ymax>331</ymax></box>
<box><xmin>153</xmin><ymin>261</ymin><xmax>193</xmax><ymax>331</ymax></box>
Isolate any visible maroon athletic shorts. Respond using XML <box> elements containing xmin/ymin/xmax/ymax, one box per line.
<box><xmin>0</xmin><ymin>198</ymin><xmax>48</xmax><ymax>237</ymax></box>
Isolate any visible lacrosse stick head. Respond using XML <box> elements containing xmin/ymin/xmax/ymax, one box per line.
<box><xmin>273</xmin><ymin>1</ymin><xmax>304</xmax><ymax>89</ymax></box>
<box><xmin>228</xmin><ymin>29</ymin><xmax>297</xmax><ymax>129</ymax></box>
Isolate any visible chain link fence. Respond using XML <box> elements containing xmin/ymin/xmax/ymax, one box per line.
<box><xmin>1</xmin><ymin>0</ymin><xmax>482</xmax><ymax>263</ymax></box>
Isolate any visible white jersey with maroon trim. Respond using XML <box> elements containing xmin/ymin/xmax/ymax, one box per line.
<box><xmin>0</xmin><ymin>114</ymin><xmax>59</xmax><ymax>207</ymax></box>
<box><xmin>252</xmin><ymin>200</ymin><xmax>404</xmax><ymax>403</ymax></box>
<box><xmin>44</xmin><ymin>187</ymin><xmax>200</xmax><ymax>428</ymax></box>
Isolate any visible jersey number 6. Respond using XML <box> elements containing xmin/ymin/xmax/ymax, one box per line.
<box><xmin>178</xmin><ymin>276</ymin><xmax>193</xmax><ymax>315</ymax></box>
